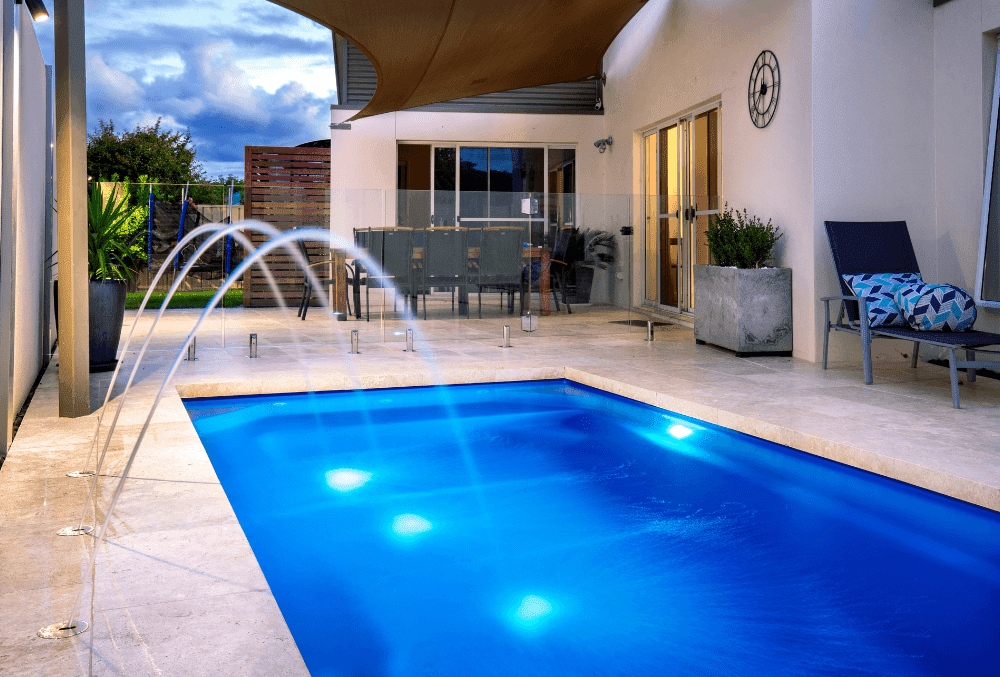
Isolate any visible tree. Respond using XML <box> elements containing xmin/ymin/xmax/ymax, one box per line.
<box><xmin>87</xmin><ymin>118</ymin><xmax>205</xmax><ymax>192</ymax></box>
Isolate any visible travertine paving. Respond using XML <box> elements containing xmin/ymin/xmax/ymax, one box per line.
<box><xmin>2</xmin><ymin>303</ymin><xmax>998</xmax><ymax>675</ymax></box>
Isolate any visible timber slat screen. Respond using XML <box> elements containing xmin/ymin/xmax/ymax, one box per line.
<box><xmin>244</xmin><ymin>146</ymin><xmax>331</xmax><ymax>308</ymax></box>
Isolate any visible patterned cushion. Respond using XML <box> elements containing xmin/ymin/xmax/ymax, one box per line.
<box><xmin>895</xmin><ymin>283</ymin><xmax>977</xmax><ymax>332</ymax></box>
<box><xmin>841</xmin><ymin>273</ymin><xmax>922</xmax><ymax>327</ymax></box>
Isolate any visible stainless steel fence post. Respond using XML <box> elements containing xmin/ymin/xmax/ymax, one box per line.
<box><xmin>248</xmin><ymin>333</ymin><xmax>258</xmax><ymax>358</ymax></box>
<box><xmin>501</xmin><ymin>325</ymin><xmax>511</xmax><ymax>348</ymax></box>
<box><xmin>186</xmin><ymin>337</ymin><xmax>197</xmax><ymax>361</ymax></box>
<box><xmin>350</xmin><ymin>330</ymin><xmax>360</xmax><ymax>354</ymax></box>
<box><xmin>404</xmin><ymin>328</ymin><xmax>414</xmax><ymax>352</ymax></box>
<box><xmin>646</xmin><ymin>320</ymin><xmax>654</xmax><ymax>342</ymax></box>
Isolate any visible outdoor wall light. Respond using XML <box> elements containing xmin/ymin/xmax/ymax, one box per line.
<box><xmin>15</xmin><ymin>0</ymin><xmax>49</xmax><ymax>22</ymax></box>
<box><xmin>594</xmin><ymin>136</ymin><xmax>613</xmax><ymax>153</ymax></box>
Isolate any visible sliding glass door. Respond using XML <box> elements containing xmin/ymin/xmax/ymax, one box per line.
<box><xmin>642</xmin><ymin>105</ymin><xmax>721</xmax><ymax>313</ymax></box>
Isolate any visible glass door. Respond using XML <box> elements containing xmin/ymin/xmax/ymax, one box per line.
<box><xmin>686</xmin><ymin>108</ymin><xmax>721</xmax><ymax>310</ymax></box>
<box><xmin>642</xmin><ymin>104</ymin><xmax>720</xmax><ymax>313</ymax></box>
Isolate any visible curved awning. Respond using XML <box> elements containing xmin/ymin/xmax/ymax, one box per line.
<box><xmin>271</xmin><ymin>0</ymin><xmax>648</xmax><ymax>120</ymax></box>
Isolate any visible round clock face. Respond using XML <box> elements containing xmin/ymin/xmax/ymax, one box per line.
<box><xmin>748</xmin><ymin>50</ymin><xmax>780</xmax><ymax>128</ymax></box>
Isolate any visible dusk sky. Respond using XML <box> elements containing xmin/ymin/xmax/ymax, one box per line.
<box><xmin>33</xmin><ymin>0</ymin><xmax>338</xmax><ymax>180</ymax></box>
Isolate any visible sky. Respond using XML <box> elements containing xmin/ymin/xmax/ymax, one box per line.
<box><xmin>32</xmin><ymin>0</ymin><xmax>338</xmax><ymax>180</ymax></box>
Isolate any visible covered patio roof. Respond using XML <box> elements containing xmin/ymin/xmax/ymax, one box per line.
<box><xmin>272</xmin><ymin>0</ymin><xmax>648</xmax><ymax>119</ymax></box>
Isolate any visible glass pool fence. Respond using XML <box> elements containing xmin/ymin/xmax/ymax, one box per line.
<box><xmin>97</xmin><ymin>186</ymin><xmax>697</xmax><ymax>358</ymax></box>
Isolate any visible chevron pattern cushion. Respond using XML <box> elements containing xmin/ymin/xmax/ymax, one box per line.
<box><xmin>842</xmin><ymin>273</ymin><xmax>922</xmax><ymax>327</ymax></box>
<box><xmin>895</xmin><ymin>283</ymin><xmax>977</xmax><ymax>332</ymax></box>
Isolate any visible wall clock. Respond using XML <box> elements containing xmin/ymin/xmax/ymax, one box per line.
<box><xmin>748</xmin><ymin>50</ymin><xmax>780</xmax><ymax>128</ymax></box>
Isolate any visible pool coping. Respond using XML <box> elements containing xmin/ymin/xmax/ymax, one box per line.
<box><xmin>174</xmin><ymin>365</ymin><xmax>1000</xmax><ymax>514</ymax></box>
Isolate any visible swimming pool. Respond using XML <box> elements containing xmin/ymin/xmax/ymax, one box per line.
<box><xmin>185</xmin><ymin>380</ymin><xmax>1000</xmax><ymax>677</ymax></box>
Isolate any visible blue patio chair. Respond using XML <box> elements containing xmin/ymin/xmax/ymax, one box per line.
<box><xmin>823</xmin><ymin>220</ymin><xmax>1000</xmax><ymax>408</ymax></box>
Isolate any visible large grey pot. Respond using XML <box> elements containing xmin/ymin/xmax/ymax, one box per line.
<box><xmin>693</xmin><ymin>265</ymin><xmax>792</xmax><ymax>356</ymax></box>
<box><xmin>88</xmin><ymin>279</ymin><xmax>127</xmax><ymax>372</ymax></box>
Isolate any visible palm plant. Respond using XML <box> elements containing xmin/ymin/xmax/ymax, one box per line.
<box><xmin>87</xmin><ymin>183</ymin><xmax>145</xmax><ymax>283</ymax></box>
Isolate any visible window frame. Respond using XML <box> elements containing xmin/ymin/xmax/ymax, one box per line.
<box><xmin>976</xmin><ymin>43</ymin><xmax>1000</xmax><ymax>308</ymax></box>
<box><xmin>395</xmin><ymin>142</ymin><xmax>578</xmax><ymax>245</ymax></box>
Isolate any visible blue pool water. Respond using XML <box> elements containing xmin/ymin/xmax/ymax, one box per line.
<box><xmin>184</xmin><ymin>380</ymin><xmax>1000</xmax><ymax>677</ymax></box>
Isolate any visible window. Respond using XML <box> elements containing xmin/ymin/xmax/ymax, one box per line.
<box><xmin>397</xmin><ymin>144</ymin><xmax>575</xmax><ymax>246</ymax></box>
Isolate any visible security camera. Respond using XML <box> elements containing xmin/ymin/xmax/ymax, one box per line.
<box><xmin>595</xmin><ymin>98</ymin><xmax>603</xmax><ymax>111</ymax></box>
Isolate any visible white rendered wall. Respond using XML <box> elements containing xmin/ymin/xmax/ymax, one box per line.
<box><xmin>600</xmin><ymin>0</ymin><xmax>816</xmax><ymax>358</ymax></box>
<box><xmin>934</xmin><ymin>0</ymin><xmax>1000</xmax><ymax>337</ymax></box>
<box><xmin>329</xmin><ymin>109</ymin><xmax>605</xmax><ymax>191</ymax></box>
<box><xmin>813</xmin><ymin>0</ymin><xmax>943</xmax><ymax>366</ymax></box>
<box><xmin>13</xmin><ymin>5</ymin><xmax>46</xmax><ymax>414</ymax></box>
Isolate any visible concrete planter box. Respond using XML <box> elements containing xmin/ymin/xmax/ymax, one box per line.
<box><xmin>693</xmin><ymin>265</ymin><xmax>792</xmax><ymax>356</ymax></box>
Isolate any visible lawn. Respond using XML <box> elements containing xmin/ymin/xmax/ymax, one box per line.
<box><xmin>126</xmin><ymin>289</ymin><xmax>243</xmax><ymax>310</ymax></box>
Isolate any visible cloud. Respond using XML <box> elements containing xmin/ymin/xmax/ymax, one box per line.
<box><xmin>193</xmin><ymin>41</ymin><xmax>264</xmax><ymax>122</ymax></box>
<box><xmin>33</xmin><ymin>0</ymin><xmax>336</xmax><ymax>179</ymax></box>
<box><xmin>87</xmin><ymin>53</ymin><xmax>144</xmax><ymax>111</ymax></box>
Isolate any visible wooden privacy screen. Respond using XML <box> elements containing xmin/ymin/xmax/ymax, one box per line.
<box><xmin>244</xmin><ymin>146</ymin><xmax>333</xmax><ymax>308</ymax></box>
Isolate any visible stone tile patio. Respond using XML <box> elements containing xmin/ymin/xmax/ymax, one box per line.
<box><xmin>2</xmin><ymin>303</ymin><xmax>998</xmax><ymax>675</ymax></box>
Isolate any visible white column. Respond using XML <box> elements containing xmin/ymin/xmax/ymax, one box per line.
<box><xmin>0</xmin><ymin>0</ymin><xmax>18</xmax><ymax>447</ymax></box>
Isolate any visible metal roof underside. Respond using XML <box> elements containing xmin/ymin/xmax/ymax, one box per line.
<box><xmin>270</xmin><ymin>0</ymin><xmax>648</xmax><ymax>120</ymax></box>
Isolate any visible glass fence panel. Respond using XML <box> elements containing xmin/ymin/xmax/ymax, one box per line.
<box><xmin>640</xmin><ymin>193</ymin><xmax>728</xmax><ymax>314</ymax></box>
<box><xmin>104</xmin><ymin>182</ymin><xmax>241</xmax><ymax>368</ymax></box>
<box><xmin>334</xmin><ymin>190</ymin><xmax>643</xmax><ymax>343</ymax></box>
<box><xmin>110</xmin><ymin>186</ymin><xmax>670</xmax><ymax>364</ymax></box>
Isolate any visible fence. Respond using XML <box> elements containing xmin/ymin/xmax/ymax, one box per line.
<box><xmin>93</xmin><ymin>182</ymin><xmax>246</xmax><ymax>293</ymax></box>
<box><xmin>244</xmin><ymin>146</ymin><xmax>331</xmax><ymax>307</ymax></box>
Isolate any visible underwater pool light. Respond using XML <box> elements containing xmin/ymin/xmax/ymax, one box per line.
<box><xmin>392</xmin><ymin>514</ymin><xmax>433</xmax><ymax>536</ymax></box>
<box><xmin>325</xmin><ymin>469</ymin><xmax>373</xmax><ymax>492</ymax></box>
<box><xmin>515</xmin><ymin>595</ymin><xmax>553</xmax><ymax>622</ymax></box>
<box><xmin>668</xmin><ymin>424</ymin><xmax>693</xmax><ymax>439</ymax></box>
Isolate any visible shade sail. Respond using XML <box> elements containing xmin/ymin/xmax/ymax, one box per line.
<box><xmin>272</xmin><ymin>0</ymin><xmax>648</xmax><ymax>119</ymax></box>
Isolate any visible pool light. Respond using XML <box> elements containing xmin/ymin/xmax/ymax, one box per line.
<box><xmin>392</xmin><ymin>514</ymin><xmax>433</xmax><ymax>536</ymax></box>
<box><xmin>325</xmin><ymin>469</ymin><xmax>373</xmax><ymax>492</ymax></box>
<box><xmin>514</xmin><ymin>595</ymin><xmax>553</xmax><ymax>623</ymax></box>
<box><xmin>668</xmin><ymin>424</ymin><xmax>693</xmax><ymax>439</ymax></box>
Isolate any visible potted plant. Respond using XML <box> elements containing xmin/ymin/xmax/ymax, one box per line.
<box><xmin>86</xmin><ymin>183</ymin><xmax>145</xmax><ymax>371</ymax></box>
<box><xmin>693</xmin><ymin>205</ymin><xmax>791</xmax><ymax>356</ymax></box>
